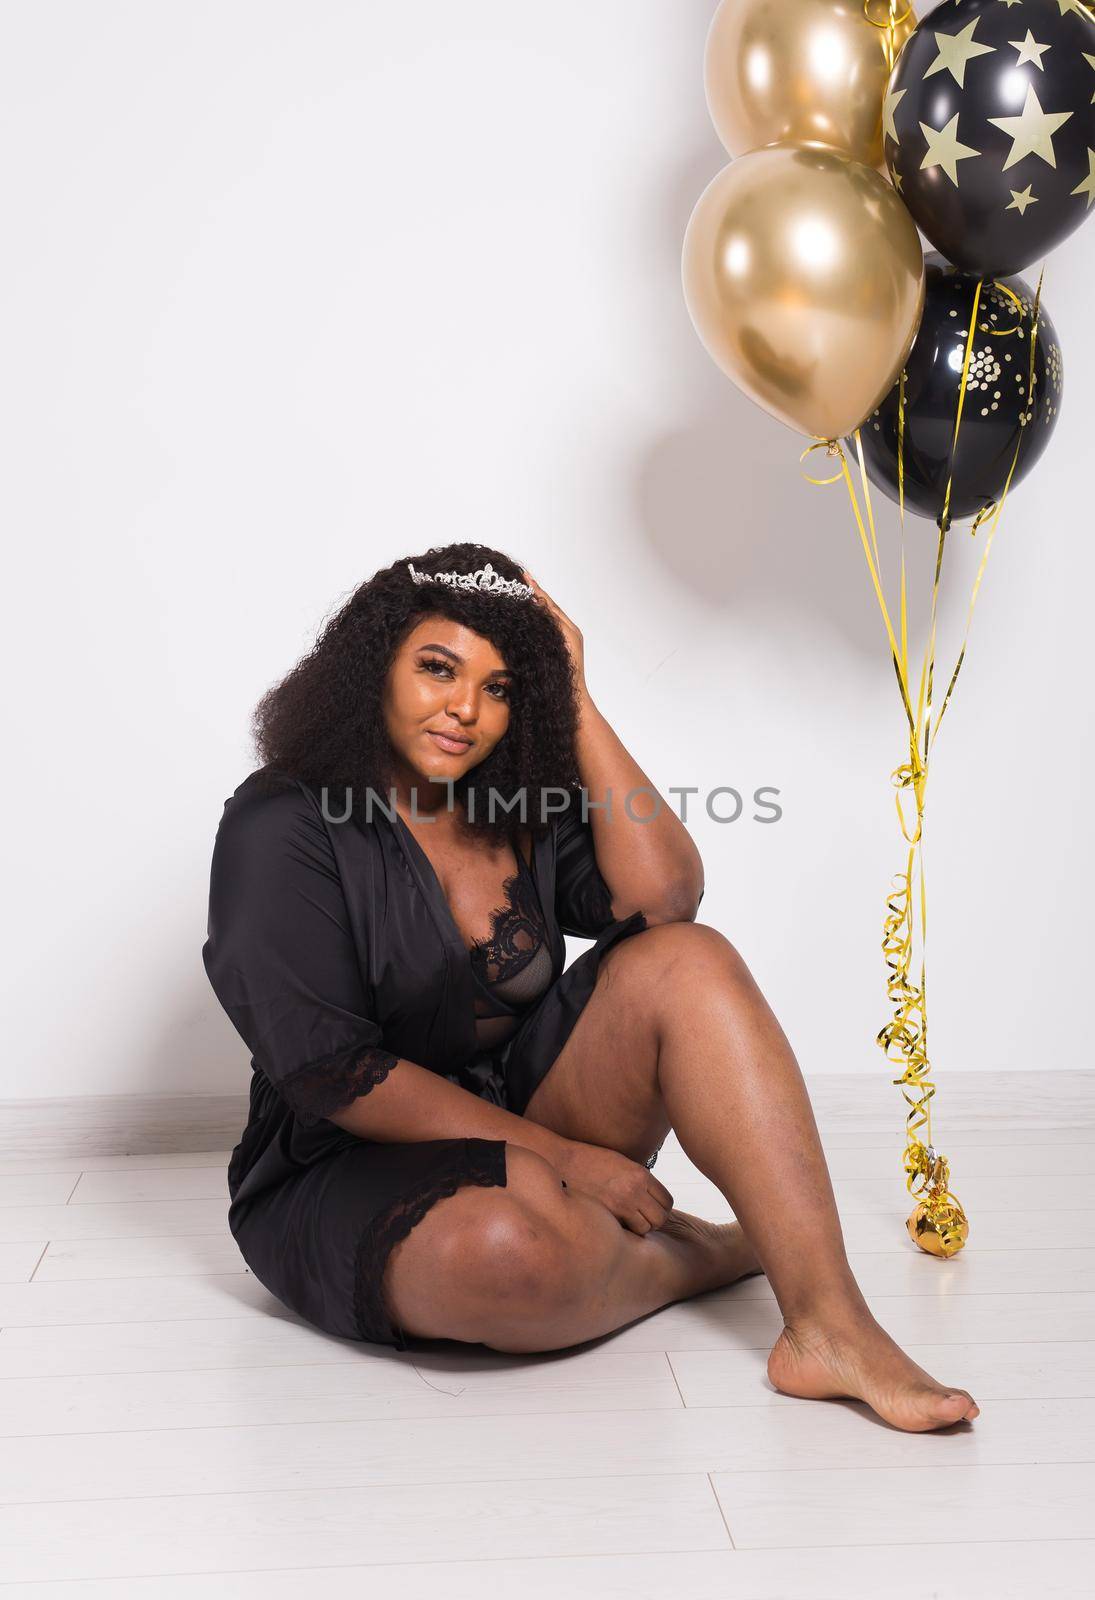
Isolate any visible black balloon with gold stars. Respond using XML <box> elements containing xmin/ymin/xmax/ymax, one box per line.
<box><xmin>885</xmin><ymin>0</ymin><xmax>1095</xmax><ymax>276</ymax></box>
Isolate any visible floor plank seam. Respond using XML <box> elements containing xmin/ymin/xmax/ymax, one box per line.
<box><xmin>3</xmin><ymin>1458</ymin><xmax>1095</xmax><ymax>1508</ymax></box>
<box><xmin>706</xmin><ymin>1470</ymin><xmax>736</xmax><ymax>1549</ymax></box>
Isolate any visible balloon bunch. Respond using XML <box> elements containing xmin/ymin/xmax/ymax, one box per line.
<box><xmin>681</xmin><ymin>0</ymin><xmax>1094</xmax><ymax>1258</ymax></box>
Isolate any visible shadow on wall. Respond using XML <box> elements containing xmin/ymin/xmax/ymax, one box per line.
<box><xmin>633</xmin><ymin>141</ymin><xmax>969</xmax><ymax>666</ymax></box>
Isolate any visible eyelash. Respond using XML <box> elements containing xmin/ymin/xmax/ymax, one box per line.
<box><xmin>420</xmin><ymin>656</ymin><xmax>512</xmax><ymax>700</ymax></box>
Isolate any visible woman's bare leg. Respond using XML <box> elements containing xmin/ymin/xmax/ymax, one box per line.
<box><xmin>522</xmin><ymin>921</ymin><xmax>980</xmax><ymax>1432</ymax></box>
<box><xmin>385</xmin><ymin>1144</ymin><xmax>756</xmax><ymax>1349</ymax></box>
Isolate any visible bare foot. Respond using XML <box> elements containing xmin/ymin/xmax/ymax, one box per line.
<box><xmin>656</xmin><ymin>1208</ymin><xmax>764</xmax><ymax>1296</ymax></box>
<box><xmin>767</xmin><ymin>1309</ymin><xmax>981</xmax><ymax>1433</ymax></box>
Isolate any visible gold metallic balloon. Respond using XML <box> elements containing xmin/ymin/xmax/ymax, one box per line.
<box><xmin>906</xmin><ymin>1201</ymin><xmax>970</xmax><ymax>1258</ymax></box>
<box><xmin>681</xmin><ymin>145</ymin><xmax>924</xmax><ymax>440</ymax></box>
<box><xmin>704</xmin><ymin>0</ymin><xmax>916</xmax><ymax>170</ymax></box>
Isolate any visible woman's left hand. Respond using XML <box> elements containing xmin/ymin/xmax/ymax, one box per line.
<box><xmin>555</xmin><ymin>1137</ymin><xmax>674</xmax><ymax>1235</ymax></box>
<box><xmin>520</xmin><ymin>567</ymin><xmax>587</xmax><ymax>691</ymax></box>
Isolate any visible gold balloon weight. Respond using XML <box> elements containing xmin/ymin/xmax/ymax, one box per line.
<box><xmin>906</xmin><ymin>1145</ymin><xmax>969</xmax><ymax>1259</ymax></box>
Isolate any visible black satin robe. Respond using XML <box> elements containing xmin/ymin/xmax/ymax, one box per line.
<box><xmin>201</xmin><ymin>767</ymin><xmax>651</xmax><ymax>1348</ymax></box>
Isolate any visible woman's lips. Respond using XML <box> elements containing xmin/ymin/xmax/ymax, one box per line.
<box><xmin>427</xmin><ymin>730</ymin><xmax>473</xmax><ymax>754</ymax></box>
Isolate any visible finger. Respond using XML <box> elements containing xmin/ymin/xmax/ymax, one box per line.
<box><xmin>523</xmin><ymin>570</ymin><xmax>569</xmax><ymax>624</ymax></box>
<box><xmin>647</xmin><ymin>1176</ymin><xmax>674</xmax><ymax>1210</ymax></box>
<box><xmin>624</xmin><ymin>1210</ymin><xmax>653</xmax><ymax>1236</ymax></box>
<box><xmin>631</xmin><ymin>1190</ymin><xmax>669</xmax><ymax>1231</ymax></box>
<box><xmin>638</xmin><ymin>1198</ymin><xmax>671</xmax><ymax>1233</ymax></box>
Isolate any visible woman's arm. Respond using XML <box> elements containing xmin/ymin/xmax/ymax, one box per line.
<box><xmin>520</xmin><ymin>568</ymin><xmax>704</xmax><ymax>924</ymax></box>
<box><xmin>327</xmin><ymin>1057</ymin><xmax>676</xmax><ymax>1234</ymax></box>
<box><xmin>326</xmin><ymin>1055</ymin><xmax>569</xmax><ymax>1165</ymax></box>
<box><xmin>571</xmin><ymin>689</ymin><xmax>704</xmax><ymax>925</ymax></box>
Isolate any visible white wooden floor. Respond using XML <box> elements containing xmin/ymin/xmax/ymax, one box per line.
<box><xmin>1</xmin><ymin>1072</ymin><xmax>1093</xmax><ymax>1598</ymax></box>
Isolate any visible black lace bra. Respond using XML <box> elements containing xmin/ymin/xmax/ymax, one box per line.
<box><xmin>466</xmin><ymin>846</ymin><xmax>554</xmax><ymax>1050</ymax></box>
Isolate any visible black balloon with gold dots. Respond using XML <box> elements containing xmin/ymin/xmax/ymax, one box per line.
<box><xmin>851</xmin><ymin>254</ymin><xmax>1062</xmax><ymax>523</ymax></box>
<box><xmin>885</xmin><ymin>0</ymin><xmax>1095</xmax><ymax>277</ymax></box>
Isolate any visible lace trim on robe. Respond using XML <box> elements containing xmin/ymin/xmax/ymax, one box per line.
<box><xmin>277</xmin><ymin>1041</ymin><xmax>400</xmax><ymax>1129</ymax></box>
<box><xmin>352</xmin><ymin>1138</ymin><xmax>508</xmax><ymax>1348</ymax></box>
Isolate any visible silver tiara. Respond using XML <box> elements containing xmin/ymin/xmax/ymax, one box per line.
<box><xmin>406</xmin><ymin>559</ymin><xmax>535</xmax><ymax>600</ymax></box>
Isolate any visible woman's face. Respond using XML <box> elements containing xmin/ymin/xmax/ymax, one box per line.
<box><xmin>382</xmin><ymin>616</ymin><xmax>514</xmax><ymax>789</ymax></box>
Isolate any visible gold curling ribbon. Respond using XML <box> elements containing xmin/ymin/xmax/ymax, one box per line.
<box><xmin>801</xmin><ymin>266</ymin><xmax>1045</xmax><ymax>1257</ymax></box>
<box><xmin>863</xmin><ymin>0</ymin><xmax>914</xmax><ymax>74</ymax></box>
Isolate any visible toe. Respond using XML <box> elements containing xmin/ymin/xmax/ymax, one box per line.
<box><xmin>934</xmin><ymin>1390</ymin><xmax>976</xmax><ymax>1425</ymax></box>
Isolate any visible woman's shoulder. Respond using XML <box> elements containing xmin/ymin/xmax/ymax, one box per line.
<box><xmin>212</xmin><ymin>767</ymin><xmax>368</xmax><ymax>863</ymax></box>
<box><xmin>217</xmin><ymin>766</ymin><xmax>315</xmax><ymax>825</ymax></box>
<box><xmin>218</xmin><ymin>765</ymin><xmax>397</xmax><ymax>846</ymax></box>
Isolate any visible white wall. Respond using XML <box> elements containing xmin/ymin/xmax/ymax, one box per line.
<box><xmin>2</xmin><ymin>1</ymin><xmax>1090</xmax><ymax>1101</ymax></box>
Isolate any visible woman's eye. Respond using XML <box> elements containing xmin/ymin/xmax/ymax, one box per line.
<box><xmin>421</xmin><ymin>658</ymin><xmax>510</xmax><ymax>700</ymax></box>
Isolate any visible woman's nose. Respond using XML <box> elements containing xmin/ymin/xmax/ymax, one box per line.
<box><xmin>445</xmin><ymin>689</ymin><xmax>477</xmax><ymax>719</ymax></box>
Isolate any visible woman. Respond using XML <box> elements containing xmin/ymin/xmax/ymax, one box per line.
<box><xmin>203</xmin><ymin>541</ymin><xmax>979</xmax><ymax>1434</ymax></box>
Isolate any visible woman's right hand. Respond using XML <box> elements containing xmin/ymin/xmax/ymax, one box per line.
<box><xmin>555</xmin><ymin>1138</ymin><xmax>674</xmax><ymax>1235</ymax></box>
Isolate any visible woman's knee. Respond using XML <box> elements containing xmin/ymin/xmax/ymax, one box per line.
<box><xmin>449</xmin><ymin>1204</ymin><xmax>576</xmax><ymax>1341</ymax></box>
<box><xmin>461</xmin><ymin>1148</ymin><xmax>654</xmax><ymax>1352</ymax></box>
<box><xmin>646</xmin><ymin>918</ymin><xmax>747</xmax><ymax>970</ymax></box>
<box><xmin>605</xmin><ymin>921</ymin><xmax>753</xmax><ymax>1022</ymax></box>
<box><xmin>384</xmin><ymin>1145</ymin><xmax>586</xmax><ymax>1346</ymax></box>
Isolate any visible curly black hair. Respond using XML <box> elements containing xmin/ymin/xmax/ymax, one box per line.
<box><xmin>250</xmin><ymin>542</ymin><xmax>584</xmax><ymax>842</ymax></box>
